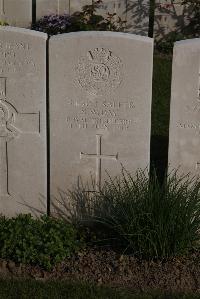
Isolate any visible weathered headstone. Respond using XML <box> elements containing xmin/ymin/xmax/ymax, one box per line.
<box><xmin>0</xmin><ymin>0</ymin><xmax>32</xmax><ymax>28</ymax></box>
<box><xmin>95</xmin><ymin>0</ymin><xmax>127</xmax><ymax>32</ymax></box>
<box><xmin>36</xmin><ymin>0</ymin><xmax>92</xmax><ymax>20</ymax></box>
<box><xmin>126</xmin><ymin>0</ymin><xmax>149</xmax><ymax>35</ymax></box>
<box><xmin>96</xmin><ymin>0</ymin><xmax>127</xmax><ymax>18</ymax></box>
<box><xmin>96</xmin><ymin>0</ymin><xmax>149</xmax><ymax>36</ymax></box>
<box><xmin>36</xmin><ymin>0</ymin><xmax>69</xmax><ymax>20</ymax></box>
<box><xmin>49</xmin><ymin>31</ymin><xmax>153</xmax><ymax>213</ymax></box>
<box><xmin>0</xmin><ymin>27</ymin><xmax>47</xmax><ymax>217</ymax></box>
<box><xmin>154</xmin><ymin>0</ymin><xmax>190</xmax><ymax>40</ymax></box>
<box><xmin>69</xmin><ymin>0</ymin><xmax>91</xmax><ymax>15</ymax></box>
<box><xmin>168</xmin><ymin>38</ymin><xmax>200</xmax><ymax>175</ymax></box>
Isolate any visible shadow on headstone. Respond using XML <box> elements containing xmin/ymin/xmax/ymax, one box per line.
<box><xmin>8</xmin><ymin>193</ymin><xmax>47</xmax><ymax>219</ymax></box>
<box><xmin>50</xmin><ymin>167</ymin><xmax>150</xmax><ymax>225</ymax></box>
<box><xmin>154</xmin><ymin>1</ymin><xmax>194</xmax><ymax>41</ymax></box>
<box><xmin>50</xmin><ymin>176</ymin><xmax>100</xmax><ymax>223</ymax></box>
<box><xmin>126</xmin><ymin>0</ymin><xmax>150</xmax><ymax>35</ymax></box>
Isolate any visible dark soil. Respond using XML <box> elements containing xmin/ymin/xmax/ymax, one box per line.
<box><xmin>0</xmin><ymin>247</ymin><xmax>199</xmax><ymax>294</ymax></box>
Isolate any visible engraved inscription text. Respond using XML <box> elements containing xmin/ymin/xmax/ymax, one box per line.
<box><xmin>66</xmin><ymin>98</ymin><xmax>138</xmax><ymax>131</ymax></box>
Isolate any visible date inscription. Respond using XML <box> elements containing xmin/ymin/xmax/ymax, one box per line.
<box><xmin>66</xmin><ymin>98</ymin><xmax>138</xmax><ymax>131</ymax></box>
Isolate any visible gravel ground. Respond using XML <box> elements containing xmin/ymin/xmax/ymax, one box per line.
<box><xmin>0</xmin><ymin>247</ymin><xmax>199</xmax><ymax>294</ymax></box>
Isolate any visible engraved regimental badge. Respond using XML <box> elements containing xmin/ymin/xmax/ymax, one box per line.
<box><xmin>76</xmin><ymin>48</ymin><xmax>122</xmax><ymax>96</ymax></box>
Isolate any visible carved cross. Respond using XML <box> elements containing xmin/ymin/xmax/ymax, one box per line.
<box><xmin>80</xmin><ymin>134</ymin><xmax>118</xmax><ymax>191</ymax></box>
<box><xmin>0</xmin><ymin>0</ymin><xmax>5</xmax><ymax>15</ymax></box>
<box><xmin>0</xmin><ymin>78</ymin><xmax>40</xmax><ymax>196</ymax></box>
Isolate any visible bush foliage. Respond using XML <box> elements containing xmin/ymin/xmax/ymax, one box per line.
<box><xmin>155</xmin><ymin>32</ymin><xmax>186</xmax><ymax>54</ymax></box>
<box><xmin>0</xmin><ymin>21</ymin><xmax>8</xmax><ymax>26</ymax></box>
<box><xmin>0</xmin><ymin>214</ymin><xmax>83</xmax><ymax>270</ymax></box>
<box><xmin>32</xmin><ymin>0</ymin><xmax>126</xmax><ymax>36</ymax></box>
<box><xmin>0</xmin><ymin>168</ymin><xmax>200</xmax><ymax>269</ymax></box>
<box><xmin>155</xmin><ymin>0</ymin><xmax>200</xmax><ymax>54</ymax></box>
<box><xmin>181</xmin><ymin>0</ymin><xmax>200</xmax><ymax>37</ymax></box>
<box><xmin>69</xmin><ymin>169</ymin><xmax>200</xmax><ymax>259</ymax></box>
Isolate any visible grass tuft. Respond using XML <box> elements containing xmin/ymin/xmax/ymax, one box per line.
<box><xmin>69</xmin><ymin>168</ymin><xmax>200</xmax><ymax>259</ymax></box>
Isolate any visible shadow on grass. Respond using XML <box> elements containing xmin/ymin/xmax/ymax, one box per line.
<box><xmin>150</xmin><ymin>135</ymin><xmax>169</xmax><ymax>183</ymax></box>
<box><xmin>0</xmin><ymin>279</ymin><xmax>199</xmax><ymax>299</ymax></box>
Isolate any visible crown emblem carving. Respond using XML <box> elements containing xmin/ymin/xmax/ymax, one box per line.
<box><xmin>76</xmin><ymin>48</ymin><xmax>123</xmax><ymax>96</ymax></box>
<box><xmin>87</xmin><ymin>48</ymin><xmax>112</xmax><ymax>63</ymax></box>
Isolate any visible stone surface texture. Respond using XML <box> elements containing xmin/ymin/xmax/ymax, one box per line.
<box><xmin>95</xmin><ymin>0</ymin><xmax>127</xmax><ymax>18</ymax></box>
<box><xmin>168</xmin><ymin>38</ymin><xmax>200</xmax><ymax>176</ymax></box>
<box><xmin>49</xmin><ymin>31</ymin><xmax>153</xmax><ymax>213</ymax></box>
<box><xmin>69</xmin><ymin>0</ymin><xmax>91</xmax><ymax>14</ymax></box>
<box><xmin>0</xmin><ymin>27</ymin><xmax>47</xmax><ymax>217</ymax></box>
<box><xmin>0</xmin><ymin>0</ymin><xmax>32</xmax><ymax>28</ymax></box>
<box><xmin>126</xmin><ymin>0</ymin><xmax>149</xmax><ymax>36</ymax></box>
<box><xmin>154</xmin><ymin>0</ymin><xmax>190</xmax><ymax>40</ymax></box>
<box><xmin>36</xmin><ymin>0</ymin><xmax>69</xmax><ymax>20</ymax></box>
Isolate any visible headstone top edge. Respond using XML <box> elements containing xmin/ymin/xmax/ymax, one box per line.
<box><xmin>0</xmin><ymin>26</ymin><xmax>48</xmax><ymax>39</ymax></box>
<box><xmin>174</xmin><ymin>38</ymin><xmax>200</xmax><ymax>48</ymax></box>
<box><xmin>49</xmin><ymin>31</ymin><xmax>154</xmax><ymax>44</ymax></box>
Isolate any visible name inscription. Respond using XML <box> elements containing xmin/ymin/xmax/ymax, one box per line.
<box><xmin>66</xmin><ymin>98</ymin><xmax>138</xmax><ymax>131</ymax></box>
<box><xmin>0</xmin><ymin>42</ymin><xmax>36</xmax><ymax>74</ymax></box>
<box><xmin>178</xmin><ymin>122</ymin><xmax>200</xmax><ymax>134</ymax></box>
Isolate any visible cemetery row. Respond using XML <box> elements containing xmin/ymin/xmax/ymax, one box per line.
<box><xmin>0</xmin><ymin>26</ymin><xmax>199</xmax><ymax>217</ymax></box>
<box><xmin>0</xmin><ymin>0</ymin><xmax>191</xmax><ymax>38</ymax></box>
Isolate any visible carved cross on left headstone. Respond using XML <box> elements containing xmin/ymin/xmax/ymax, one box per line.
<box><xmin>0</xmin><ymin>77</ymin><xmax>40</xmax><ymax>197</ymax></box>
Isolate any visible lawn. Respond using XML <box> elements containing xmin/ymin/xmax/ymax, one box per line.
<box><xmin>0</xmin><ymin>279</ymin><xmax>199</xmax><ymax>299</ymax></box>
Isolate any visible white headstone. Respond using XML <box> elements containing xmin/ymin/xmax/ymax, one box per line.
<box><xmin>36</xmin><ymin>0</ymin><xmax>69</xmax><ymax>20</ymax></box>
<box><xmin>154</xmin><ymin>0</ymin><xmax>189</xmax><ymax>40</ymax></box>
<box><xmin>0</xmin><ymin>0</ymin><xmax>32</xmax><ymax>28</ymax></box>
<box><xmin>96</xmin><ymin>0</ymin><xmax>127</xmax><ymax>18</ymax></box>
<box><xmin>168</xmin><ymin>39</ymin><xmax>200</xmax><ymax>176</ymax></box>
<box><xmin>95</xmin><ymin>0</ymin><xmax>149</xmax><ymax>36</ymax></box>
<box><xmin>95</xmin><ymin>0</ymin><xmax>127</xmax><ymax>31</ymax></box>
<box><xmin>126</xmin><ymin>0</ymin><xmax>149</xmax><ymax>36</ymax></box>
<box><xmin>0</xmin><ymin>27</ymin><xmax>47</xmax><ymax>217</ymax></box>
<box><xmin>49</xmin><ymin>31</ymin><xmax>153</xmax><ymax>213</ymax></box>
<box><xmin>69</xmin><ymin>0</ymin><xmax>91</xmax><ymax>15</ymax></box>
